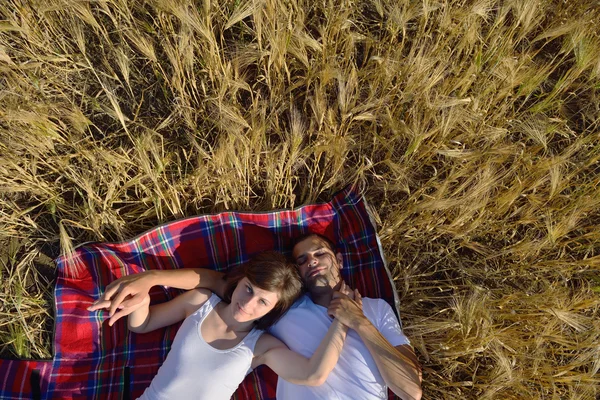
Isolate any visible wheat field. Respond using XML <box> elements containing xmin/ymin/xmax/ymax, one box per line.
<box><xmin>1</xmin><ymin>0</ymin><xmax>599</xmax><ymax>398</ymax></box>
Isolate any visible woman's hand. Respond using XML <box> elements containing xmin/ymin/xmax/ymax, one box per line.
<box><xmin>87</xmin><ymin>271</ymin><xmax>157</xmax><ymax>326</ymax></box>
<box><xmin>88</xmin><ymin>268</ymin><xmax>225</xmax><ymax>326</ymax></box>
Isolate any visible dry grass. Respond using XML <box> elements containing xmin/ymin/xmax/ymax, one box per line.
<box><xmin>1</xmin><ymin>0</ymin><xmax>599</xmax><ymax>398</ymax></box>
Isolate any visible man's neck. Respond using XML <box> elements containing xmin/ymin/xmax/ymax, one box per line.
<box><xmin>309</xmin><ymin>280</ymin><xmax>343</xmax><ymax>307</ymax></box>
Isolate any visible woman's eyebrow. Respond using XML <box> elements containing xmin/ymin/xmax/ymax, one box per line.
<box><xmin>260</xmin><ymin>297</ymin><xmax>272</xmax><ymax>305</ymax></box>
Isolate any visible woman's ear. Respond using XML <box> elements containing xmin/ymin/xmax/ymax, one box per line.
<box><xmin>336</xmin><ymin>252</ymin><xmax>343</xmax><ymax>269</ymax></box>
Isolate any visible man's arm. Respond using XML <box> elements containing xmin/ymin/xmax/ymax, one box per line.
<box><xmin>354</xmin><ymin>324</ymin><xmax>422</xmax><ymax>399</ymax></box>
<box><xmin>87</xmin><ymin>268</ymin><xmax>226</xmax><ymax>326</ymax></box>
<box><xmin>328</xmin><ymin>292</ymin><xmax>422</xmax><ymax>400</ymax></box>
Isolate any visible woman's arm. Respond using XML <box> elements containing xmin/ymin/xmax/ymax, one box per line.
<box><xmin>127</xmin><ymin>288</ymin><xmax>212</xmax><ymax>333</ymax></box>
<box><xmin>88</xmin><ymin>269</ymin><xmax>226</xmax><ymax>326</ymax></box>
<box><xmin>252</xmin><ymin>319</ymin><xmax>348</xmax><ymax>386</ymax></box>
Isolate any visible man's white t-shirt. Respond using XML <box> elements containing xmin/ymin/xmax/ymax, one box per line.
<box><xmin>269</xmin><ymin>294</ymin><xmax>410</xmax><ymax>399</ymax></box>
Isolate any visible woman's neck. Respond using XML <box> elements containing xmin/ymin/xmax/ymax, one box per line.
<box><xmin>216</xmin><ymin>302</ymin><xmax>255</xmax><ymax>333</ymax></box>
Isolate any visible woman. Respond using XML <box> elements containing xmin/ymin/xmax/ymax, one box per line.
<box><xmin>91</xmin><ymin>251</ymin><xmax>348</xmax><ymax>399</ymax></box>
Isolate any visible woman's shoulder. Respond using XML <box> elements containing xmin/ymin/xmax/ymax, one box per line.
<box><xmin>184</xmin><ymin>287</ymin><xmax>213</xmax><ymax>302</ymax></box>
<box><xmin>182</xmin><ymin>288</ymin><xmax>215</xmax><ymax>317</ymax></box>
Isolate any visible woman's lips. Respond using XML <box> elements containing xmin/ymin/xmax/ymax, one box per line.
<box><xmin>237</xmin><ymin>303</ymin><xmax>249</xmax><ymax>315</ymax></box>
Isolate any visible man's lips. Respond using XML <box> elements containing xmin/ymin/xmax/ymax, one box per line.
<box><xmin>307</xmin><ymin>267</ymin><xmax>325</xmax><ymax>278</ymax></box>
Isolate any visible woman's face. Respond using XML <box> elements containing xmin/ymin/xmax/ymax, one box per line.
<box><xmin>229</xmin><ymin>277</ymin><xmax>280</xmax><ymax>323</ymax></box>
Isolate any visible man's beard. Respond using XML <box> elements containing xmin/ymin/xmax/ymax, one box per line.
<box><xmin>305</xmin><ymin>268</ymin><xmax>340</xmax><ymax>293</ymax></box>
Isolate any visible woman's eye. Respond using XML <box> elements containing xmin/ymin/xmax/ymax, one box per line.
<box><xmin>260</xmin><ymin>300</ymin><xmax>267</xmax><ymax>305</ymax></box>
<box><xmin>246</xmin><ymin>285</ymin><xmax>252</xmax><ymax>293</ymax></box>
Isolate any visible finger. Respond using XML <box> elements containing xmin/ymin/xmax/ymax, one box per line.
<box><xmin>91</xmin><ymin>290</ymin><xmax>111</xmax><ymax>307</ymax></box>
<box><xmin>355</xmin><ymin>289</ymin><xmax>362</xmax><ymax>305</ymax></box>
<box><xmin>343</xmin><ymin>282</ymin><xmax>353</xmax><ymax>295</ymax></box>
<box><xmin>108</xmin><ymin>308</ymin><xmax>131</xmax><ymax>326</ymax></box>
<box><xmin>102</xmin><ymin>281</ymin><xmax>122</xmax><ymax>301</ymax></box>
<box><xmin>118</xmin><ymin>297</ymin><xmax>143</xmax><ymax>310</ymax></box>
<box><xmin>109</xmin><ymin>289</ymin><xmax>132</xmax><ymax>317</ymax></box>
<box><xmin>328</xmin><ymin>299</ymin><xmax>341</xmax><ymax>309</ymax></box>
<box><xmin>327</xmin><ymin>306</ymin><xmax>339</xmax><ymax>318</ymax></box>
<box><xmin>87</xmin><ymin>300</ymin><xmax>111</xmax><ymax>311</ymax></box>
<box><xmin>334</xmin><ymin>290</ymin><xmax>349</xmax><ymax>300</ymax></box>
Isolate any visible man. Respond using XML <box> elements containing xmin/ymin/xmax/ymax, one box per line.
<box><xmin>89</xmin><ymin>233</ymin><xmax>422</xmax><ymax>399</ymax></box>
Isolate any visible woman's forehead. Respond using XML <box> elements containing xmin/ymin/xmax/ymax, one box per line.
<box><xmin>242</xmin><ymin>277</ymin><xmax>280</xmax><ymax>301</ymax></box>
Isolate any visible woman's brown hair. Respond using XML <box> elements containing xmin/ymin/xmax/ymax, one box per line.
<box><xmin>222</xmin><ymin>251</ymin><xmax>303</xmax><ymax>330</ymax></box>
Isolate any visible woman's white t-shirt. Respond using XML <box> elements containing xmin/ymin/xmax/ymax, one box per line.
<box><xmin>138</xmin><ymin>293</ymin><xmax>263</xmax><ymax>400</ymax></box>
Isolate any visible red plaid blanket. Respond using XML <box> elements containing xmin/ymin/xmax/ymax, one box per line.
<box><xmin>0</xmin><ymin>186</ymin><xmax>401</xmax><ymax>399</ymax></box>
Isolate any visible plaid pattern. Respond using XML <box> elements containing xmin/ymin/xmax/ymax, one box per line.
<box><xmin>0</xmin><ymin>360</ymin><xmax>51</xmax><ymax>400</ymax></box>
<box><xmin>0</xmin><ymin>185</ymin><xmax>401</xmax><ymax>399</ymax></box>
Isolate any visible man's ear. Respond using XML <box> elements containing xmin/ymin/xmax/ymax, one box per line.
<box><xmin>336</xmin><ymin>252</ymin><xmax>343</xmax><ymax>269</ymax></box>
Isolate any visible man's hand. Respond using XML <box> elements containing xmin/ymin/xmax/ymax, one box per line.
<box><xmin>333</xmin><ymin>281</ymin><xmax>355</xmax><ymax>300</ymax></box>
<box><xmin>87</xmin><ymin>271</ymin><xmax>156</xmax><ymax>326</ymax></box>
<box><xmin>328</xmin><ymin>283</ymin><xmax>365</xmax><ymax>329</ymax></box>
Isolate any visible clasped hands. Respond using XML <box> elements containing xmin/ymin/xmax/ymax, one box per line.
<box><xmin>87</xmin><ymin>271</ymin><xmax>156</xmax><ymax>326</ymax></box>
<box><xmin>327</xmin><ymin>281</ymin><xmax>366</xmax><ymax>330</ymax></box>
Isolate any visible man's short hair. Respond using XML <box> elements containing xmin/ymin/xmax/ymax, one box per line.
<box><xmin>291</xmin><ymin>232</ymin><xmax>337</xmax><ymax>253</ymax></box>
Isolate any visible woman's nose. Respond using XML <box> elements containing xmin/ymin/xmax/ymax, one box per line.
<box><xmin>243</xmin><ymin>295</ymin><xmax>258</xmax><ymax>309</ymax></box>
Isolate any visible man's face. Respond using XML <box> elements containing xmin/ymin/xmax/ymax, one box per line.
<box><xmin>292</xmin><ymin>236</ymin><xmax>342</xmax><ymax>293</ymax></box>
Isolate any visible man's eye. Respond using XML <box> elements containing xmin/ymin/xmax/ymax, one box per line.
<box><xmin>260</xmin><ymin>299</ymin><xmax>267</xmax><ymax>305</ymax></box>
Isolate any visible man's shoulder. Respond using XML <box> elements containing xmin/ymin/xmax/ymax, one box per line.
<box><xmin>360</xmin><ymin>296</ymin><xmax>388</xmax><ymax>311</ymax></box>
<box><xmin>289</xmin><ymin>293</ymin><xmax>312</xmax><ymax>309</ymax></box>
<box><xmin>274</xmin><ymin>294</ymin><xmax>314</xmax><ymax>320</ymax></box>
<box><xmin>360</xmin><ymin>297</ymin><xmax>397</xmax><ymax>324</ymax></box>
<box><xmin>268</xmin><ymin>294</ymin><xmax>317</xmax><ymax>334</ymax></box>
